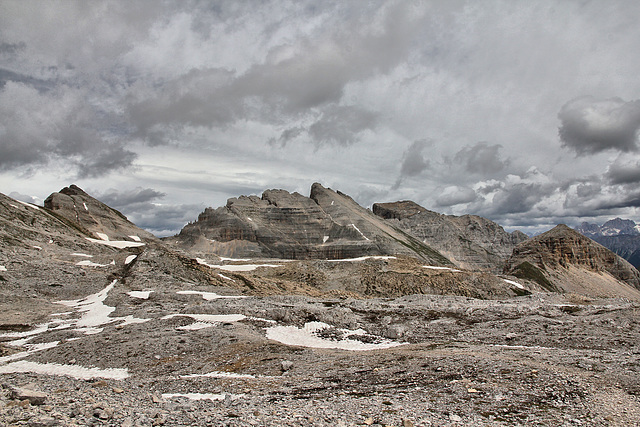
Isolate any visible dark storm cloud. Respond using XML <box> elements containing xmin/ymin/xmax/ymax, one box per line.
<box><xmin>92</xmin><ymin>186</ymin><xmax>201</xmax><ymax>236</ymax></box>
<box><xmin>489</xmin><ymin>183</ymin><xmax>548</xmax><ymax>215</ymax></box>
<box><xmin>436</xmin><ymin>187</ymin><xmax>477</xmax><ymax>207</ymax></box>
<box><xmin>558</xmin><ymin>96</ymin><xmax>640</xmax><ymax>155</ymax></box>
<box><xmin>308</xmin><ymin>106</ymin><xmax>378</xmax><ymax>145</ymax></box>
<box><xmin>453</xmin><ymin>142</ymin><xmax>508</xmax><ymax>175</ymax></box>
<box><xmin>392</xmin><ymin>139</ymin><xmax>431</xmax><ymax>190</ymax></box>
<box><xmin>0</xmin><ymin>81</ymin><xmax>135</xmax><ymax>175</ymax></box>
<box><xmin>605</xmin><ymin>160</ymin><xmax>640</xmax><ymax>185</ymax></box>
<box><xmin>96</xmin><ymin>187</ymin><xmax>166</xmax><ymax>208</ymax></box>
<box><xmin>0</xmin><ymin>68</ymin><xmax>52</xmax><ymax>92</ymax></box>
<box><xmin>127</xmin><ymin>2</ymin><xmax>420</xmax><ymax>145</ymax></box>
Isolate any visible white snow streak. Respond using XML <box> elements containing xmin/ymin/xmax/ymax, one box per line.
<box><xmin>127</xmin><ymin>290</ymin><xmax>152</xmax><ymax>299</ymax></box>
<box><xmin>95</xmin><ymin>232</ymin><xmax>109</xmax><ymax>241</ymax></box>
<box><xmin>85</xmin><ymin>237</ymin><xmax>145</xmax><ymax>248</ymax></box>
<box><xmin>177</xmin><ymin>290</ymin><xmax>245</xmax><ymax>300</ymax></box>
<box><xmin>16</xmin><ymin>200</ymin><xmax>40</xmax><ymax>210</ymax></box>
<box><xmin>326</xmin><ymin>256</ymin><xmax>396</xmax><ymax>263</ymax></box>
<box><xmin>423</xmin><ymin>266</ymin><xmax>461</xmax><ymax>272</ymax></box>
<box><xmin>503</xmin><ymin>279</ymin><xmax>525</xmax><ymax>289</ymax></box>
<box><xmin>83</xmin><ymin>202</ymin><xmax>88</xmax><ymax>211</ymax></box>
<box><xmin>265</xmin><ymin>321</ymin><xmax>404</xmax><ymax>351</ymax></box>
<box><xmin>76</xmin><ymin>260</ymin><xmax>110</xmax><ymax>267</ymax></box>
<box><xmin>181</xmin><ymin>371</ymin><xmax>257</xmax><ymax>379</ymax></box>
<box><xmin>0</xmin><ymin>265</ymin><xmax>6</xmax><ymax>272</ymax></box>
<box><xmin>125</xmin><ymin>255</ymin><xmax>137</xmax><ymax>264</ymax></box>
<box><xmin>0</xmin><ymin>360</ymin><xmax>129</xmax><ymax>380</ymax></box>
<box><xmin>71</xmin><ymin>253</ymin><xmax>93</xmax><ymax>258</ymax></box>
<box><xmin>350</xmin><ymin>224</ymin><xmax>370</xmax><ymax>240</ymax></box>
<box><xmin>196</xmin><ymin>258</ymin><xmax>281</xmax><ymax>272</ymax></box>
<box><xmin>128</xmin><ymin>235</ymin><xmax>141</xmax><ymax>242</ymax></box>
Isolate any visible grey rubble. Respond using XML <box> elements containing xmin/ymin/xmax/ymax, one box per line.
<box><xmin>2</xmin><ymin>185</ymin><xmax>640</xmax><ymax>426</ymax></box>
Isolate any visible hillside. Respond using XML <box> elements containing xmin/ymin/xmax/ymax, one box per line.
<box><xmin>504</xmin><ymin>224</ymin><xmax>640</xmax><ymax>299</ymax></box>
<box><xmin>373</xmin><ymin>201</ymin><xmax>528</xmax><ymax>272</ymax></box>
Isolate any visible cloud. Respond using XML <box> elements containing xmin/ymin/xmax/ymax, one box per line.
<box><xmin>436</xmin><ymin>186</ymin><xmax>477</xmax><ymax>207</ymax></box>
<box><xmin>605</xmin><ymin>158</ymin><xmax>640</xmax><ymax>185</ymax></box>
<box><xmin>94</xmin><ymin>187</ymin><xmax>166</xmax><ymax>208</ymax></box>
<box><xmin>453</xmin><ymin>142</ymin><xmax>508</xmax><ymax>175</ymax></box>
<box><xmin>392</xmin><ymin>139</ymin><xmax>431</xmax><ymax>189</ymax></box>
<box><xmin>0</xmin><ymin>81</ymin><xmax>135</xmax><ymax>176</ymax></box>
<box><xmin>92</xmin><ymin>186</ymin><xmax>201</xmax><ymax>236</ymax></box>
<box><xmin>558</xmin><ymin>96</ymin><xmax>640</xmax><ymax>155</ymax></box>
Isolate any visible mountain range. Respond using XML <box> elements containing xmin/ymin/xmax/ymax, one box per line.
<box><xmin>576</xmin><ymin>218</ymin><xmax>640</xmax><ymax>268</ymax></box>
<box><xmin>2</xmin><ymin>183</ymin><xmax>640</xmax><ymax>425</ymax></box>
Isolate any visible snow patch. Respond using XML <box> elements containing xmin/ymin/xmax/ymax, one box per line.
<box><xmin>57</xmin><ymin>280</ymin><xmax>150</xmax><ymax>334</ymax></box>
<box><xmin>32</xmin><ymin>245</ymin><xmax>42</xmax><ymax>250</ymax></box>
<box><xmin>16</xmin><ymin>200</ymin><xmax>40</xmax><ymax>210</ymax></box>
<box><xmin>0</xmin><ymin>265</ymin><xmax>6</xmax><ymax>272</ymax></box>
<box><xmin>127</xmin><ymin>290</ymin><xmax>152</xmax><ymax>299</ymax></box>
<box><xmin>76</xmin><ymin>260</ymin><xmax>110</xmax><ymax>267</ymax></box>
<box><xmin>218</xmin><ymin>273</ymin><xmax>236</xmax><ymax>282</ymax></box>
<box><xmin>503</xmin><ymin>279</ymin><xmax>525</xmax><ymax>290</ymax></box>
<box><xmin>350</xmin><ymin>223</ymin><xmax>370</xmax><ymax>240</ymax></box>
<box><xmin>83</xmin><ymin>202</ymin><xmax>88</xmax><ymax>211</ymax></box>
<box><xmin>85</xmin><ymin>237</ymin><xmax>145</xmax><ymax>249</ymax></box>
<box><xmin>71</xmin><ymin>253</ymin><xmax>93</xmax><ymax>258</ymax></box>
<box><xmin>177</xmin><ymin>290</ymin><xmax>245</xmax><ymax>300</ymax></box>
<box><xmin>196</xmin><ymin>258</ymin><xmax>281</xmax><ymax>272</ymax></box>
<box><xmin>181</xmin><ymin>371</ymin><xmax>258</xmax><ymax>379</ymax></box>
<box><xmin>326</xmin><ymin>256</ymin><xmax>395</xmax><ymax>263</ymax></box>
<box><xmin>95</xmin><ymin>232</ymin><xmax>109</xmax><ymax>241</ymax></box>
<box><xmin>323</xmin><ymin>235</ymin><xmax>329</xmax><ymax>243</ymax></box>
<box><xmin>423</xmin><ymin>266</ymin><xmax>461</xmax><ymax>272</ymax></box>
<box><xmin>0</xmin><ymin>360</ymin><xmax>129</xmax><ymax>380</ymax></box>
<box><xmin>128</xmin><ymin>235</ymin><xmax>141</xmax><ymax>242</ymax></box>
<box><xmin>265</xmin><ymin>321</ymin><xmax>404</xmax><ymax>351</ymax></box>
<box><xmin>124</xmin><ymin>255</ymin><xmax>137</xmax><ymax>264</ymax></box>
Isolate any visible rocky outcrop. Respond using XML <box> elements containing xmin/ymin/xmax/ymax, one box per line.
<box><xmin>44</xmin><ymin>185</ymin><xmax>155</xmax><ymax>242</ymax></box>
<box><xmin>504</xmin><ymin>224</ymin><xmax>640</xmax><ymax>298</ymax></box>
<box><xmin>173</xmin><ymin>184</ymin><xmax>452</xmax><ymax>264</ymax></box>
<box><xmin>373</xmin><ymin>202</ymin><xmax>528</xmax><ymax>272</ymax></box>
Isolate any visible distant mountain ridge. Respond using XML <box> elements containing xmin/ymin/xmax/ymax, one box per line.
<box><xmin>575</xmin><ymin>218</ymin><xmax>640</xmax><ymax>269</ymax></box>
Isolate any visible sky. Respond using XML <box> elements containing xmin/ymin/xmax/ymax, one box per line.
<box><xmin>2</xmin><ymin>0</ymin><xmax>640</xmax><ymax>236</ymax></box>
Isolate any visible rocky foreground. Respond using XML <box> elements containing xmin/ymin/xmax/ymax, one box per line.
<box><xmin>1</xmin><ymin>288</ymin><xmax>640</xmax><ymax>426</ymax></box>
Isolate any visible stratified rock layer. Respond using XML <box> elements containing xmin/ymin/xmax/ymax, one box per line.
<box><xmin>373</xmin><ymin>202</ymin><xmax>528</xmax><ymax>272</ymax></box>
<box><xmin>504</xmin><ymin>224</ymin><xmax>640</xmax><ymax>298</ymax></box>
<box><xmin>44</xmin><ymin>185</ymin><xmax>155</xmax><ymax>242</ymax></box>
<box><xmin>173</xmin><ymin>184</ymin><xmax>451</xmax><ymax>264</ymax></box>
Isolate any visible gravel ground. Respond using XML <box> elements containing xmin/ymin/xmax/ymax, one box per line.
<box><xmin>2</xmin><ymin>290</ymin><xmax>640</xmax><ymax>426</ymax></box>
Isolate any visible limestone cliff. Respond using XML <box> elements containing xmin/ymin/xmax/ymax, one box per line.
<box><xmin>373</xmin><ymin>201</ymin><xmax>527</xmax><ymax>272</ymax></box>
<box><xmin>173</xmin><ymin>184</ymin><xmax>451</xmax><ymax>263</ymax></box>
<box><xmin>504</xmin><ymin>224</ymin><xmax>640</xmax><ymax>298</ymax></box>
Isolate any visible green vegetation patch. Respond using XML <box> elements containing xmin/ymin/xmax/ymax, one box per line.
<box><xmin>511</xmin><ymin>261</ymin><xmax>559</xmax><ymax>292</ymax></box>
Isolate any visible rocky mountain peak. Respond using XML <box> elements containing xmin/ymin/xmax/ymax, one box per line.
<box><xmin>372</xmin><ymin>201</ymin><xmax>428</xmax><ymax>220</ymax></box>
<box><xmin>44</xmin><ymin>185</ymin><xmax>154</xmax><ymax>242</ymax></box>
<box><xmin>504</xmin><ymin>224</ymin><xmax>640</xmax><ymax>298</ymax></box>
<box><xmin>173</xmin><ymin>183</ymin><xmax>451</xmax><ymax>263</ymax></box>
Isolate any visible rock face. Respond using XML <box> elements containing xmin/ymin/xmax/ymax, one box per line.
<box><xmin>575</xmin><ymin>218</ymin><xmax>640</xmax><ymax>269</ymax></box>
<box><xmin>373</xmin><ymin>202</ymin><xmax>528</xmax><ymax>272</ymax></box>
<box><xmin>173</xmin><ymin>183</ymin><xmax>451</xmax><ymax>264</ymax></box>
<box><xmin>44</xmin><ymin>185</ymin><xmax>155</xmax><ymax>242</ymax></box>
<box><xmin>504</xmin><ymin>224</ymin><xmax>640</xmax><ymax>298</ymax></box>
